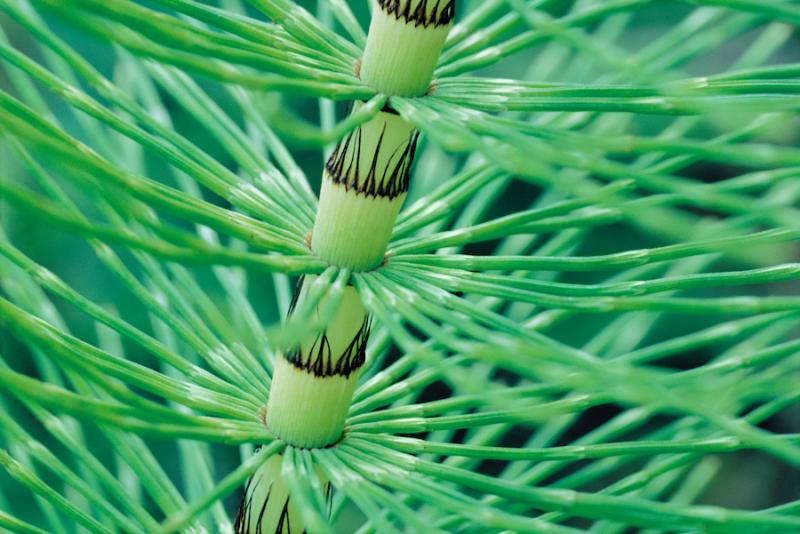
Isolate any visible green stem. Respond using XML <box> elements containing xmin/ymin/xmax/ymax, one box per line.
<box><xmin>252</xmin><ymin>3</ymin><xmax>456</xmax><ymax>532</ymax></box>
<box><xmin>360</xmin><ymin>0</ymin><xmax>456</xmax><ymax>96</ymax></box>
<box><xmin>312</xmin><ymin>104</ymin><xmax>419</xmax><ymax>270</ymax></box>
<box><xmin>265</xmin><ymin>1</ymin><xmax>455</xmax><ymax>450</ymax></box>
<box><xmin>266</xmin><ymin>279</ymin><xmax>369</xmax><ymax>448</ymax></box>
<box><xmin>264</xmin><ymin>98</ymin><xmax>419</xmax><ymax>455</ymax></box>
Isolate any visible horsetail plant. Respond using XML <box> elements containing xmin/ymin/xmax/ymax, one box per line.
<box><xmin>259</xmin><ymin>4</ymin><xmax>452</xmax><ymax>529</ymax></box>
<box><xmin>1</xmin><ymin>0</ymin><xmax>800</xmax><ymax>533</ymax></box>
<box><xmin>269</xmin><ymin>0</ymin><xmax>452</xmax><ymax>448</ymax></box>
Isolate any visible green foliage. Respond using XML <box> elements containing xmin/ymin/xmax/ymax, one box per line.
<box><xmin>1</xmin><ymin>0</ymin><xmax>799</xmax><ymax>532</ymax></box>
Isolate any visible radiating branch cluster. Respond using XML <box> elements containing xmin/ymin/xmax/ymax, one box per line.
<box><xmin>0</xmin><ymin>0</ymin><xmax>798</xmax><ymax>533</ymax></box>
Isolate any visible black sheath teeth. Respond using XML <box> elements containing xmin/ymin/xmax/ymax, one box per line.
<box><xmin>325</xmin><ymin>124</ymin><xmax>419</xmax><ymax>200</ymax></box>
<box><xmin>377</xmin><ymin>0</ymin><xmax>456</xmax><ymax>27</ymax></box>
<box><xmin>285</xmin><ymin>315</ymin><xmax>372</xmax><ymax>378</ymax></box>
<box><xmin>235</xmin><ymin>475</ymin><xmax>309</xmax><ymax>534</ymax></box>
<box><xmin>286</xmin><ymin>275</ymin><xmax>305</xmax><ymax>316</ymax></box>
<box><xmin>235</xmin><ymin>475</ymin><xmax>278</xmax><ymax>534</ymax></box>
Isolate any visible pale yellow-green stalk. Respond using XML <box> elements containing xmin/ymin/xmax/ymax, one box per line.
<box><xmin>246</xmin><ymin>2</ymin><xmax>455</xmax><ymax>532</ymax></box>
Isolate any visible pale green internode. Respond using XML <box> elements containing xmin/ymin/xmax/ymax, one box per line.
<box><xmin>360</xmin><ymin>0</ymin><xmax>456</xmax><ymax>96</ymax></box>
<box><xmin>267</xmin><ymin>358</ymin><xmax>362</xmax><ymax>448</ymax></box>
<box><xmin>266</xmin><ymin>282</ymin><xmax>368</xmax><ymax>448</ymax></box>
<box><xmin>312</xmin><ymin>106</ymin><xmax>418</xmax><ymax>271</ymax></box>
<box><xmin>235</xmin><ymin>453</ymin><xmax>329</xmax><ymax>533</ymax></box>
<box><xmin>312</xmin><ymin>182</ymin><xmax>404</xmax><ymax>270</ymax></box>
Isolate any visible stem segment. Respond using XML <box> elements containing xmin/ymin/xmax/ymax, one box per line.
<box><xmin>312</xmin><ymin>104</ymin><xmax>419</xmax><ymax>271</ymax></box>
<box><xmin>361</xmin><ymin>0</ymin><xmax>456</xmax><ymax>96</ymax></box>
<box><xmin>267</xmin><ymin>280</ymin><xmax>369</xmax><ymax>448</ymax></box>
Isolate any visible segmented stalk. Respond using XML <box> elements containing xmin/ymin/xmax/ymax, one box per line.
<box><xmin>267</xmin><ymin>0</ymin><xmax>454</xmax><ymax>451</ymax></box>
<box><xmin>240</xmin><ymin>2</ymin><xmax>455</xmax><ymax>531</ymax></box>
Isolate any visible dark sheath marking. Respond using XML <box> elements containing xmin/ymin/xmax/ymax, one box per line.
<box><xmin>255</xmin><ymin>482</ymin><xmax>273</xmax><ymax>534</ymax></box>
<box><xmin>286</xmin><ymin>275</ymin><xmax>305</xmax><ymax>316</ymax></box>
<box><xmin>275</xmin><ymin>496</ymin><xmax>291</xmax><ymax>534</ymax></box>
<box><xmin>283</xmin><ymin>277</ymin><xmax>372</xmax><ymax>378</ymax></box>
<box><xmin>325</xmin><ymin>483</ymin><xmax>333</xmax><ymax>516</ymax></box>
<box><xmin>377</xmin><ymin>0</ymin><xmax>456</xmax><ymax>27</ymax></box>
<box><xmin>285</xmin><ymin>315</ymin><xmax>372</xmax><ymax>378</ymax></box>
<box><xmin>235</xmin><ymin>477</ymin><xmax>284</xmax><ymax>534</ymax></box>
<box><xmin>380</xmin><ymin>101</ymin><xmax>400</xmax><ymax>115</ymax></box>
<box><xmin>325</xmin><ymin>124</ymin><xmax>419</xmax><ymax>200</ymax></box>
<box><xmin>235</xmin><ymin>475</ymin><xmax>273</xmax><ymax>534</ymax></box>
